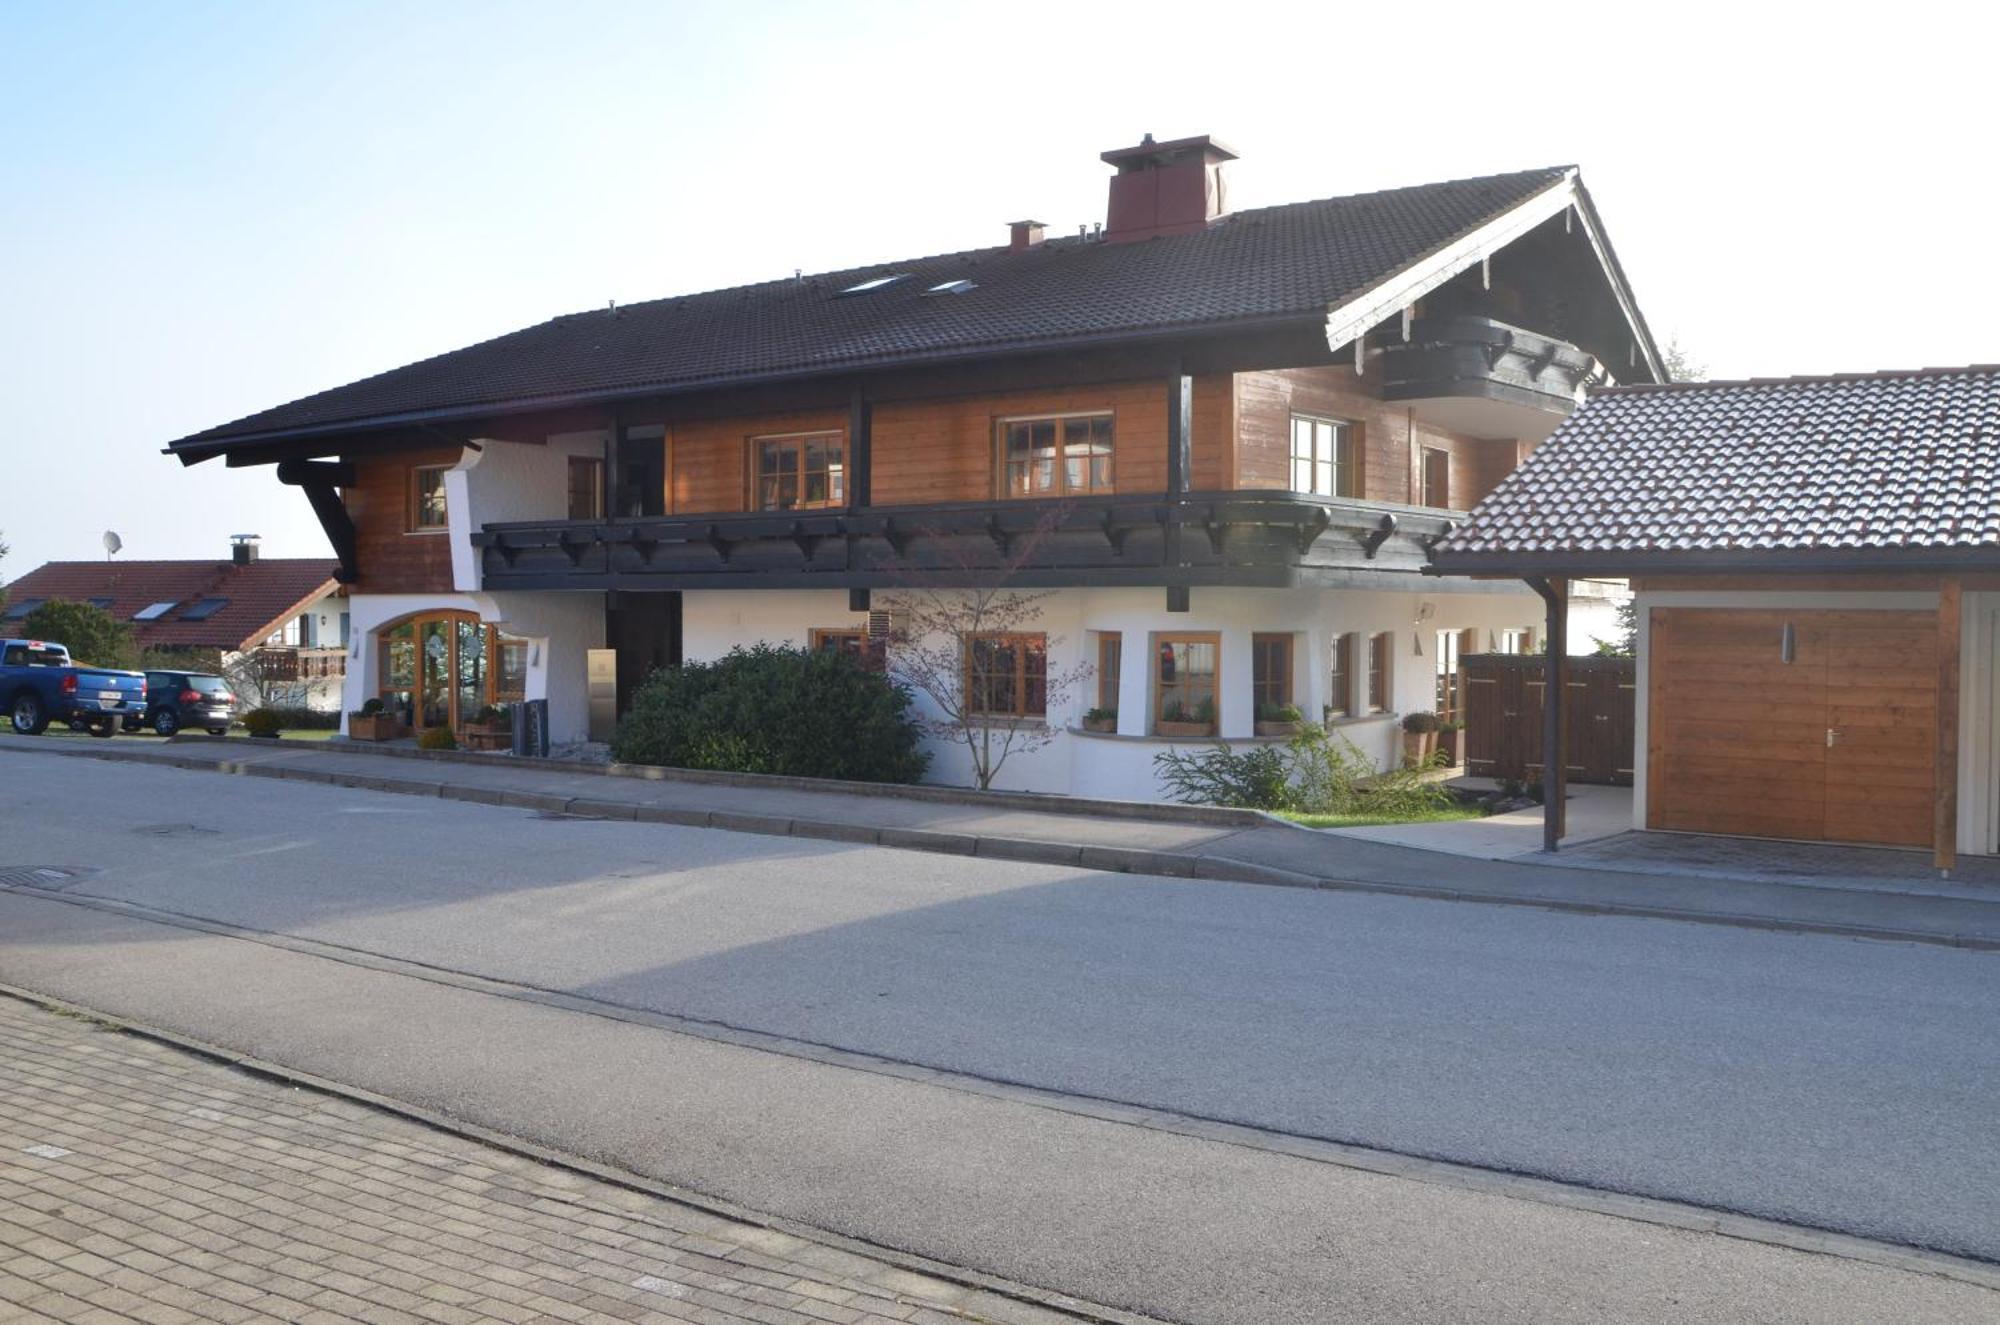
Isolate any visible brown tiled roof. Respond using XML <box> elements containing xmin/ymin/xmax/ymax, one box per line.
<box><xmin>171</xmin><ymin>167</ymin><xmax>1575</xmax><ymax>453</ymax></box>
<box><xmin>1431</xmin><ymin>365</ymin><xmax>2000</xmax><ymax>573</ymax></box>
<box><xmin>2</xmin><ymin>558</ymin><xmax>342</xmax><ymax>652</ymax></box>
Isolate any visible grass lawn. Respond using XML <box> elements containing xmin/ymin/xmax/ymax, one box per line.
<box><xmin>1277</xmin><ymin>805</ymin><xmax>1486</xmax><ymax>829</ymax></box>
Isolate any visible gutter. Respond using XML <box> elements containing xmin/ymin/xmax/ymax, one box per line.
<box><xmin>1429</xmin><ymin>548</ymin><xmax>2000</xmax><ymax>578</ymax></box>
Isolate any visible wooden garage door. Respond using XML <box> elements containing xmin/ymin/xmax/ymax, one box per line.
<box><xmin>1649</xmin><ymin>608</ymin><xmax>1935</xmax><ymax>847</ymax></box>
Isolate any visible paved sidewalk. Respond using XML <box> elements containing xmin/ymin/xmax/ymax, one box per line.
<box><xmin>7</xmin><ymin>732</ymin><xmax>2000</xmax><ymax>949</ymax></box>
<box><xmin>0</xmin><ymin>994</ymin><xmax>1094</xmax><ymax>1325</ymax></box>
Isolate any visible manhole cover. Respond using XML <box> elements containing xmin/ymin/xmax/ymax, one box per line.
<box><xmin>0</xmin><ymin>866</ymin><xmax>90</xmax><ymax>892</ymax></box>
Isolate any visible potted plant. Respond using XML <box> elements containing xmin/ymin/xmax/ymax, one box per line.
<box><xmin>241</xmin><ymin>708</ymin><xmax>284</xmax><ymax>740</ymax></box>
<box><xmin>1255</xmin><ymin>703</ymin><xmax>1304</xmax><ymax>738</ymax></box>
<box><xmin>461</xmin><ymin>703</ymin><xmax>514</xmax><ymax>752</ymax></box>
<box><xmin>417</xmin><ymin>724</ymin><xmax>458</xmax><ymax>751</ymax></box>
<box><xmin>1081</xmin><ymin>706</ymin><xmax>1118</xmax><ymax>734</ymax></box>
<box><xmin>1400</xmin><ymin>710</ymin><xmax>1439</xmax><ymax>766</ymax></box>
<box><xmin>346</xmin><ymin>697</ymin><xmax>398</xmax><ymax>742</ymax></box>
<box><xmin>1438</xmin><ymin>718</ymin><xmax>1466</xmax><ymax>766</ymax></box>
<box><xmin>1157</xmin><ymin>695</ymin><xmax>1217</xmax><ymax>739</ymax></box>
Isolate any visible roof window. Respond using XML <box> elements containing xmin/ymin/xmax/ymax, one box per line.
<box><xmin>178</xmin><ymin>598</ymin><xmax>229</xmax><ymax>622</ymax></box>
<box><xmin>923</xmin><ymin>280</ymin><xmax>977</xmax><ymax>296</ymax></box>
<box><xmin>3</xmin><ymin>598</ymin><xmax>44</xmax><ymax>621</ymax></box>
<box><xmin>86</xmin><ymin>597</ymin><xmax>114</xmax><ymax>611</ymax></box>
<box><xmin>837</xmin><ymin>274</ymin><xmax>909</xmax><ymax>296</ymax></box>
<box><xmin>132</xmin><ymin>601</ymin><xmax>179</xmax><ymax>621</ymax></box>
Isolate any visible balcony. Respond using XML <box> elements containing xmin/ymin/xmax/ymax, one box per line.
<box><xmin>473</xmin><ymin>493</ymin><xmax>1462</xmax><ymax>593</ymax></box>
<box><xmin>1378</xmin><ymin>315</ymin><xmax>1606</xmax><ymax>442</ymax></box>
<box><xmin>254</xmin><ymin>646</ymin><xmax>347</xmax><ymax>682</ymax></box>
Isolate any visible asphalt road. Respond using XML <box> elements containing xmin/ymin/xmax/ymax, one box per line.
<box><xmin>3</xmin><ymin>751</ymin><xmax>1998</xmax><ymax>1322</ymax></box>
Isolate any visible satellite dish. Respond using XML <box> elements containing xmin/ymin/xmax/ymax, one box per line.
<box><xmin>102</xmin><ymin>531</ymin><xmax>123</xmax><ymax>557</ymax></box>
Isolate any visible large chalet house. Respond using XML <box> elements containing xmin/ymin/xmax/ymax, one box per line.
<box><xmin>168</xmin><ymin>135</ymin><xmax>1662</xmax><ymax>795</ymax></box>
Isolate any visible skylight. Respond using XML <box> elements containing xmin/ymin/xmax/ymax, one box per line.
<box><xmin>838</xmin><ymin>274</ymin><xmax>909</xmax><ymax>296</ymax></box>
<box><xmin>178</xmin><ymin>597</ymin><xmax>229</xmax><ymax>622</ymax></box>
<box><xmin>3</xmin><ymin>598</ymin><xmax>43</xmax><ymax>621</ymax></box>
<box><xmin>132</xmin><ymin>601</ymin><xmax>179</xmax><ymax>621</ymax></box>
<box><xmin>86</xmin><ymin>597</ymin><xmax>114</xmax><ymax>611</ymax></box>
<box><xmin>923</xmin><ymin>280</ymin><xmax>977</xmax><ymax>296</ymax></box>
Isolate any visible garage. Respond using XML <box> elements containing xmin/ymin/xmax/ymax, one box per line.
<box><xmin>1647</xmin><ymin>608</ymin><xmax>1935</xmax><ymax>847</ymax></box>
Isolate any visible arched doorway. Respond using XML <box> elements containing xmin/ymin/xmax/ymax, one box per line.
<box><xmin>376</xmin><ymin>611</ymin><xmax>527</xmax><ymax>734</ymax></box>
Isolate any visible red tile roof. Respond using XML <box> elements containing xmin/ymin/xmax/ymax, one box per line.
<box><xmin>2</xmin><ymin>558</ymin><xmax>342</xmax><ymax>652</ymax></box>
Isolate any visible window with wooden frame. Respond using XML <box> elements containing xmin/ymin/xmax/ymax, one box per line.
<box><xmin>1328</xmin><ymin>632</ymin><xmax>1355</xmax><ymax>718</ymax></box>
<box><xmin>1153</xmin><ymin>632</ymin><xmax>1220</xmax><ymax>730</ymax></box>
<box><xmin>409</xmin><ymin>465</ymin><xmax>450</xmax><ymax>531</ymax></box>
<box><xmin>1434</xmin><ymin>628</ymin><xmax>1479</xmax><ymax>722</ymax></box>
<box><xmin>998</xmin><ymin>412</ymin><xmax>1114</xmax><ymax>499</ymax></box>
<box><xmin>809</xmin><ymin>626</ymin><xmax>885</xmax><ymax>671</ymax></box>
<box><xmin>753</xmin><ymin>432</ymin><xmax>844</xmax><ymax>511</ymax></box>
<box><xmin>1096</xmin><ymin>633</ymin><xmax>1122</xmax><ymax>711</ymax></box>
<box><xmin>1251</xmin><ymin>633</ymin><xmax>1294</xmax><ymax>715</ymax></box>
<box><xmin>1500</xmin><ymin>627</ymin><xmax>1535</xmax><ymax>655</ymax></box>
<box><xmin>965</xmin><ymin>633</ymin><xmax>1047</xmax><ymax>718</ymax></box>
<box><xmin>567</xmin><ymin>457</ymin><xmax>603</xmax><ymax>521</ymax></box>
<box><xmin>1289</xmin><ymin>415</ymin><xmax>1358</xmax><ymax>498</ymax></box>
<box><xmin>1421</xmin><ymin>447</ymin><xmax>1452</xmax><ymax>509</ymax></box>
<box><xmin>1367</xmin><ymin>631</ymin><xmax>1392</xmax><ymax>712</ymax></box>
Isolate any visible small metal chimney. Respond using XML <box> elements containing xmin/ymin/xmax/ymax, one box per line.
<box><xmin>230</xmin><ymin>534</ymin><xmax>261</xmax><ymax>566</ymax></box>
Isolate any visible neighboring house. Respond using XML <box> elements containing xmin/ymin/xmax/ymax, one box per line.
<box><xmin>165</xmin><ymin>135</ymin><xmax>1663</xmax><ymax>796</ymax></box>
<box><xmin>1432</xmin><ymin>365</ymin><xmax>2000</xmax><ymax>867</ymax></box>
<box><xmin>1</xmin><ymin>538</ymin><xmax>347</xmax><ymax>711</ymax></box>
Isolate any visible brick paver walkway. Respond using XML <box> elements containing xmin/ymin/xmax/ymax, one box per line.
<box><xmin>0</xmin><ymin>995</ymin><xmax>1080</xmax><ymax>1325</ymax></box>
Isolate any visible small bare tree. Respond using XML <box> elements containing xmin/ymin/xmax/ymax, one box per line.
<box><xmin>879</xmin><ymin>507</ymin><xmax>1092</xmax><ymax>791</ymax></box>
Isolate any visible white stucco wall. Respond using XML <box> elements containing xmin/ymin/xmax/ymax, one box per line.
<box><xmin>680</xmin><ymin>583</ymin><xmax>1542</xmax><ymax>799</ymax></box>
<box><xmin>446</xmin><ymin>436</ymin><xmax>605</xmax><ymax>593</ymax></box>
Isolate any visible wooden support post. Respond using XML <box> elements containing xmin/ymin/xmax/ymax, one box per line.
<box><xmin>602</xmin><ymin>406</ymin><xmax>622</xmax><ymax>519</ymax></box>
<box><xmin>1936</xmin><ymin>576</ymin><xmax>1961</xmax><ymax>873</ymax></box>
<box><xmin>1163</xmin><ymin>369</ymin><xmax>1193</xmax><ymax>613</ymax></box>
<box><xmin>1527</xmin><ymin>575</ymin><xmax>1569</xmax><ymax>850</ymax></box>
<box><xmin>847</xmin><ymin>388</ymin><xmax>872</xmax><ymax>510</ymax></box>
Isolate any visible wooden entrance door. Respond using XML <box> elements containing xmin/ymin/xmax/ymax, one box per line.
<box><xmin>1648</xmin><ymin>609</ymin><xmax>1935</xmax><ymax>846</ymax></box>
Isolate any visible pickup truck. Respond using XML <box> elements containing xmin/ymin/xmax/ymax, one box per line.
<box><xmin>1</xmin><ymin>639</ymin><xmax>149</xmax><ymax>737</ymax></box>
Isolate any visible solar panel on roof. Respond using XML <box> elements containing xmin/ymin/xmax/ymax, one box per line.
<box><xmin>177</xmin><ymin>597</ymin><xmax>229</xmax><ymax>622</ymax></box>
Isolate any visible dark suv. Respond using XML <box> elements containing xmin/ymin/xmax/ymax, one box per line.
<box><xmin>140</xmin><ymin>670</ymin><xmax>235</xmax><ymax>736</ymax></box>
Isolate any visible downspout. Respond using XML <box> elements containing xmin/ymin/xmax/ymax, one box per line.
<box><xmin>1525</xmin><ymin>575</ymin><xmax>1568</xmax><ymax>851</ymax></box>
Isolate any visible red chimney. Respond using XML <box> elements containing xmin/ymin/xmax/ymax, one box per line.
<box><xmin>1009</xmin><ymin>219</ymin><xmax>1046</xmax><ymax>251</ymax></box>
<box><xmin>1100</xmin><ymin>133</ymin><xmax>1237</xmax><ymax>243</ymax></box>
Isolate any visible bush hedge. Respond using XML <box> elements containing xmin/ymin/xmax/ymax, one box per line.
<box><xmin>611</xmin><ymin>645</ymin><xmax>928</xmax><ymax>784</ymax></box>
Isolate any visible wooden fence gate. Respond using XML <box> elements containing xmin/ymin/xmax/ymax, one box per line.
<box><xmin>1461</xmin><ymin>653</ymin><xmax>1636</xmax><ymax>786</ymax></box>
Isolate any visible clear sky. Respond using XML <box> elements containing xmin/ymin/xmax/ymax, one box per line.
<box><xmin>3</xmin><ymin>0</ymin><xmax>1993</xmax><ymax>575</ymax></box>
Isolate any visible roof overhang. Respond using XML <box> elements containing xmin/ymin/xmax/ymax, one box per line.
<box><xmin>1429</xmin><ymin>546</ymin><xmax>2000</xmax><ymax>579</ymax></box>
<box><xmin>1322</xmin><ymin>170</ymin><xmax>1664</xmax><ymax>385</ymax></box>
<box><xmin>167</xmin><ymin>310</ymin><xmax>1328</xmax><ymax>466</ymax></box>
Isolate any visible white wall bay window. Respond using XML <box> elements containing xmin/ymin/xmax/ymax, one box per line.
<box><xmin>999</xmin><ymin>413</ymin><xmax>1113</xmax><ymax>498</ymax></box>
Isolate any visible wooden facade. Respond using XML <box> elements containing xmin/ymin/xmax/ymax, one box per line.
<box><xmin>343</xmin><ymin>363</ymin><xmax>1537</xmax><ymax>598</ymax></box>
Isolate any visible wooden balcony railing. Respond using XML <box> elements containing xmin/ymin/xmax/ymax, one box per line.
<box><xmin>473</xmin><ymin>492</ymin><xmax>1461</xmax><ymax>593</ymax></box>
<box><xmin>255</xmin><ymin>646</ymin><xmax>347</xmax><ymax>681</ymax></box>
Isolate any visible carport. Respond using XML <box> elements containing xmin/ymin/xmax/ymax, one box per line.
<box><xmin>1429</xmin><ymin>366</ymin><xmax>2000</xmax><ymax>871</ymax></box>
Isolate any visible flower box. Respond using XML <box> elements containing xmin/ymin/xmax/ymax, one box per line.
<box><xmin>1254</xmin><ymin>720</ymin><xmax>1303</xmax><ymax>738</ymax></box>
<box><xmin>346</xmin><ymin>713</ymin><xmax>403</xmax><ymax>742</ymax></box>
<box><xmin>460</xmin><ymin>723</ymin><xmax>512</xmax><ymax>752</ymax></box>
<box><xmin>1156</xmin><ymin>721</ymin><xmax>1217</xmax><ymax>739</ymax></box>
<box><xmin>1081</xmin><ymin>716</ymin><xmax>1118</xmax><ymax>734</ymax></box>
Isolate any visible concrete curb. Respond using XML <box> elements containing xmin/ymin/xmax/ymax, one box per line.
<box><xmin>12</xmin><ymin>736</ymin><xmax>2000</xmax><ymax>953</ymax></box>
<box><xmin>175</xmin><ymin>732</ymin><xmax>1267</xmax><ymax>828</ymax></box>
<box><xmin>0</xmin><ymin>982</ymin><xmax>1160</xmax><ymax>1325</ymax></box>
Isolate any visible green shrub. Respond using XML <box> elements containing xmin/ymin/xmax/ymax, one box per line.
<box><xmin>611</xmin><ymin>644</ymin><xmax>928</xmax><ymax>784</ymax></box>
<box><xmin>417</xmin><ymin>725</ymin><xmax>457</xmax><ymax>751</ymax></box>
<box><xmin>1154</xmin><ymin>726</ymin><xmax>1458</xmax><ymax>818</ymax></box>
<box><xmin>1401</xmin><ymin>710</ymin><xmax>1439</xmax><ymax>734</ymax></box>
<box><xmin>1256</xmin><ymin>703</ymin><xmax>1304</xmax><ymax>724</ymax></box>
<box><xmin>1083</xmin><ymin>707</ymin><xmax>1117</xmax><ymax>723</ymax></box>
<box><xmin>240</xmin><ymin>708</ymin><xmax>284</xmax><ymax>737</ymax></box>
